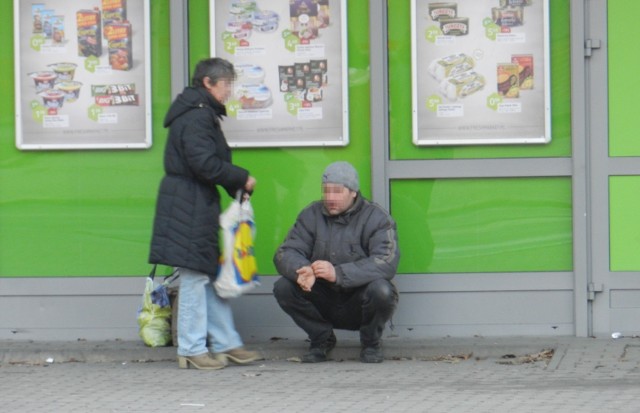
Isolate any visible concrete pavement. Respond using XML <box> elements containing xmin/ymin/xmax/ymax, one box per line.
<box><xmin>1</xmin><ymin>336</ymin><xmax>639</xmax><ymax>412</ymax></box>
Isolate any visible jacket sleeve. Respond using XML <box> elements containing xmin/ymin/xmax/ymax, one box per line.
<box><xmin>334</xmin><ymin>208</ymin><xmax>400</xmax><ymax>289</ymax></box>
<box><xmin>181</xmin><ymin>113</ymin><xmax>248</xmax><ymax>192</ymax></box>
<box><xmin>273</xmin><ymin>206</ymin><xmax>317</xmax><ymax>282</ymax></box>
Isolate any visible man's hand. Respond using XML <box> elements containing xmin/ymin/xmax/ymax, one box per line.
<box><xmin>296</xmin><ymin>266</ymin><xmax>316</xmax><ymax>292</ymax></box>
<box><xmin>311</xmin><ymin>260</ymin><xmax>336</xmax><ymax>283</ymax></box>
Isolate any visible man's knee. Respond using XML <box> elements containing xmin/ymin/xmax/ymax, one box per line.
<box><xmin>364</xmin><ymin>279</ymin><xmax>398</xmax><ymax>308</ymax></box>
<box><xmin>273</xmin><ymin>277</ymin><xmax>298</xmax><ymax>304</ymax></box>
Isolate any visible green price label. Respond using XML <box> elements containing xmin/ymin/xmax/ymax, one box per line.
<box><xmin>425</xmin><ymin>26</ymin><xmax>442</xmax><ymax>43</ymax></box>
<box><xmin>426</xmin><ymin>95</ymin><xmax>442</xmax><ymax>112</ymax></box>
<box><xmin>226</xmin><ymin>100</ymin><xmax>241</xmax><ymax>118</ymax></box>
<box><xmin>84</xmin><ymin>55</ymin><xmax>100</xmax><ymax>73</ymax></box>
<box><xmin>31</xmin><ymin>104</ymin><xmax>46</xmax><ymax>123</ymax></box>
<box><xmin>281</xmin><ymin>29</ymin><xmax>292</xmax><ymax>39</ymax></box>
<box><xmin>224</xmin><ymin>36</ymin><xmax>239</xmax><ymax>55</ymax></box>
<box><xmin>30</xmin><ymin>35</ymin><xmax>45</xmax><ymax>51</ymax></box>
<box><xmin>88</xmin><ymin>104</ymin><xmax>103</xmax><ymax>122</ymax></box>
<box><xmin>485</xmin><ymin>22</ymin><xmax>500</xmax><ymax>41</ymax></box>
<box><xmin>487</xmin><ymin>93</ymin><xmax>502</xmax><ymax>111</ymax></box>
<box><xmin>286</xmin><ymin>97</ymin><xmax>301</xmax><ymax>116</ymax></box>
<box><xmin>284</xmin><ymin>33</ymin><xmax>299</xmax><ymax>52</ymax></box>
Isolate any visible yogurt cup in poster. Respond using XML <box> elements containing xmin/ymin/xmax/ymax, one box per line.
<box><xmin>48</xmin><ymin>62</ymin><xmax>77</xmax><ymax>82</ymax></box>
<box><xmin>29</xmin><ymin>71</ymin><xmax>58</xmax><ymax>92</ymax></box>
<box><xmin>39</xmin><ymin>89</ymin><xmax>66</xmax><ymax>109</ymax></box>
<box><xmin>56</xmin><ymin>81</ymin><xmax>83</xmax><ymax>102</ymax></box>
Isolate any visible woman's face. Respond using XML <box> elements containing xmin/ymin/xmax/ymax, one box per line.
<box><xmin>206</xmin><ymin>77</ymin><xmax>234</xmax><ymax>104</ymax></box>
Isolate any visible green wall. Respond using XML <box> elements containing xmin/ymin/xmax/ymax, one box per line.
<box><xmin>0</xmin><ymin>1</ymin><xmax>578</xmax><ymax>277</ymax></box>
<box><xmin>0</xmin><ymin>0</ymin><xmax>372</xmax><ymax>277</ymax></box>
<box><xmin>392</xmin><ymin>178</ymin><xmax>572</xmax><ymax>273</ymax></box>
<box><xmin>387</xmin><ymin>0</ymin><xmax>573</xmax><ymax>273</ymax></box>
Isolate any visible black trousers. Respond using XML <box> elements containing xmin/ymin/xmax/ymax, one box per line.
<box><xmin>273</xmin><ymin>277</ymin><xmax>399</xmax><ymax>348</ymax></box>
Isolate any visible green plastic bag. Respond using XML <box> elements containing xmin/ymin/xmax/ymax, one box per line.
<box><xmin>137</xmin><ymin>267</ymin><xmax>175</xmax><ymax>347</ymax></box>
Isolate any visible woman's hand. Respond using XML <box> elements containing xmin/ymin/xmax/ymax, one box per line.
<box><xmin>244</xmin><ymin>176</ymin><xmax>257</xmax><ymax>193</ymax></box>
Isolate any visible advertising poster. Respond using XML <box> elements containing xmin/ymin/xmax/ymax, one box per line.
<box><xmin>210</xmin><ymin>0</ymin><xmax>349</xmax><ymax>147</ymax></box>
<box><xmin>412</xmin><ymin>0</ymin><xmax>550</xmax><ymax>146</ymax></box>
<box><xmin>14</xmin><ymin>0</ymin><xmax>151</xmax><ymax>150</ymax></box>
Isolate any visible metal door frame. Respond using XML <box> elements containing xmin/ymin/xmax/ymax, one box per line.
<box><xmin>581</xmin><ymin>0</ymin><xmax>640</xmax><ymax>337</ymax></box>
<box><xmin>370</xmin><ymin>0</ymin><xmax>594</xmax><ymax>337</ymax></box>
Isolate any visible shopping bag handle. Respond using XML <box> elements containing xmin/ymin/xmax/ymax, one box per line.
<box><xmin>236</xmin><ymin>189</ymin><xmax>251</xmax><ymax>202</ymax></box>
<box><xmin>149</xmin><ymin>264</ymin><xmax>179</xmax><ymax>284</ymax></box>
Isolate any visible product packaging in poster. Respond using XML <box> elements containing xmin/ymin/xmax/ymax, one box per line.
<box><xmin>14</xmin><ymin>0</ymin><xmax>151</xmax><ymax>150</ymax></box>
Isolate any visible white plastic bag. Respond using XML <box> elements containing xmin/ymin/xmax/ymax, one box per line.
<box><xmin>214</xmin><ymin>194</ymin><xmax>260</xmax><ymax>298</ymax></box>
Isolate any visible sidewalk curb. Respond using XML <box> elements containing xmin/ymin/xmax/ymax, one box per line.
<box><xmin>0</xmin><ymin>336</ymin><xmax>573</xmax><ymax>365</ymax></box>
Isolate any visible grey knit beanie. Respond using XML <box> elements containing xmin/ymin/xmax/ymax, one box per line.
<box><xmin>322</xmin><ymin>161</ymin><xmax>359</xmax><ymax>192</ymax></box>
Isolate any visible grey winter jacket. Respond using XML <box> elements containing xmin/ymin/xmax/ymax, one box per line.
<box><xmin>273</xmin><ymin>195</ymin><xmax>400</xmax><ymax>290</ymax></box>
<box><xmin>149</xmin><ymin>87</ymin><xmax>249</xmax><ymax>276</ymax></box>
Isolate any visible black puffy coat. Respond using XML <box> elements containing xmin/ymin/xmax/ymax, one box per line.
<box><xmin>149</xmin><ymin>87</ymin><xmax>249</xmax><ymax>276</ymax></box>
<box><xmin>274</xmin><ymin>195</ymin><xmax>400</xmax><ymax>290</ymax></box>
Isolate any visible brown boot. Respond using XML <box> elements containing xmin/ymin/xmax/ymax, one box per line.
<box><xmin>178</xmin><ymin>353</ymin><xmax>226</xmax><ymax>370</ymax></box>
<box><xmin>214</xmin><ymin>347</ymin><xmax>263</xmax><ymax>365</ymax></box>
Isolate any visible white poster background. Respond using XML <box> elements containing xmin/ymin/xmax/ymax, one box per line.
<box><xmin>411</xmin><ymin>0</ymin><xmax>550</xmax><ymax>146</ymax></box>
<box><xmin>210</xmin><ymin>0</ymin><xmax>349</xmax><ymax>147</ymax></box>
<box><xmin>14</xmin><ymin>0</ymin><xmax>152</xmax><ymax>150</ymax></box>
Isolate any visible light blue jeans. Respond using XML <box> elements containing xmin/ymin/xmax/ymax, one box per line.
<box><xmin>176</xmin><ymin>267</ymin><xmax>243</xmax><ymax>356</ymax></box>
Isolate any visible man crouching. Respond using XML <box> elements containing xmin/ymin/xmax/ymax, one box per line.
<box><xmin>273</xmin><ymin>161</ymin><xmax>400</xmax><ymax>363</ymax></box>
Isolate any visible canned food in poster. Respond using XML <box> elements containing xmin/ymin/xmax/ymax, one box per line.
<box><xmin>511</xmin><ymin>54</ymin><xmax>534</xmax><ymax>89</ymax></box>
<box><xmin>439</xmin><ymin>17</ymin><xmax>469</xmax><ymax>36</ymax></box>
<box><xmin>497</xmin><ymin>63</ymin><xmax>520</xmax><ymax>98</ymax></box>
<box><xmin>492</xmin><ymin>6</ymin><xmax>524</xmax><ymax>27</ymax></box>
<box><xmin>499</xmin><ymin>0</ymin><xmax>532</xmax><ymax>7</ymax></box>
<box><xmin>427</xmin><ymin>2</ymin><xmax>457</xmax><ymax>21</ymax></box>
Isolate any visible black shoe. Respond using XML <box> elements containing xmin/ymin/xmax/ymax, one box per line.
<box><xmin>360</xmin><ymin>346</ymin><xmax>384</xmax><ymax>363</ymax></box>
<box><xmin>302</xmin><ymin>332</ymin><xmax>336</xmax><ymax>363</ymax></box>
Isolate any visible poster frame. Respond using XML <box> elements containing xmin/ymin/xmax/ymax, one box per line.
<box><xmin>13</xmin><ymin>0</ymin><xmax>152</xmax><ymax>151</ymax></box>
<box><xmin>210</xmin><ymin>0</ymin><xmax>350</xmax><ymax>148</ymax></box>
<box><xmin>411</xmin><ymin>0</ymin><xmax>551</xmax><ymax>146</ymax></box>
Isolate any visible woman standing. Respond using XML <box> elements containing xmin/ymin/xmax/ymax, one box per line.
<box><xmin>149</xmin><ymin>58</ymin><xmax>262</xmax><ymax>370</ymax></box>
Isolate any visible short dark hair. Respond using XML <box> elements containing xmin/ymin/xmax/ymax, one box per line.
<box><xmin>191</xmin><ymin>58</ymin><xmax>236</xmax><ymax>88</ymax></box>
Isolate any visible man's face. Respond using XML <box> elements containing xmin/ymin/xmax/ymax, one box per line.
<box><xmin>322</xmin><ymin>183</ymin><xmax>356</xmax><ymax>215</ymax></box>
